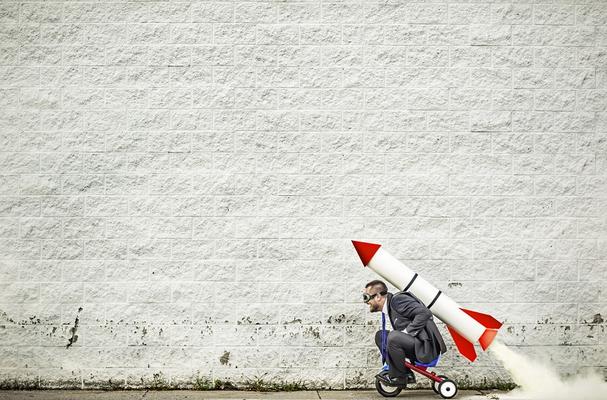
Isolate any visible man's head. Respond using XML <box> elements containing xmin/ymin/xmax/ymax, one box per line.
<box><xmin>363</xmin><ymin>279</ymin><xmax>388</xmax><ymax>312</ymax></box>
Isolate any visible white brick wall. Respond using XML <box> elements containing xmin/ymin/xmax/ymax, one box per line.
<box><xmin>0</xmin><ymin>0</ymin><xmax>605</xmax><ymax>390</ymax></box>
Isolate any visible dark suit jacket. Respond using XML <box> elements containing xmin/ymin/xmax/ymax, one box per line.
<box><xmin>386</xmin><ymin>291</ymin><xmax>447</xmax><ymax>363</ymax></box>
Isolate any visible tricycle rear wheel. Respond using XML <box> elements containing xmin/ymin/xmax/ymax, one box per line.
<box><xmin>432</xmin><ymin>375</ymin><xmax>448</xmax><ymax>394</ymax></box>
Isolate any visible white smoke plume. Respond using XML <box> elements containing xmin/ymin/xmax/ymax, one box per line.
<box><xmin>489</xmin><ymin>341</ymin><xmax>607</xmax><ymax>400</ymax></box>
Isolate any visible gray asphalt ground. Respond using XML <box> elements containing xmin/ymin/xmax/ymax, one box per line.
<box><xmin>0</xmin><ymin>390</ymin><xmax>510</xmax><ymax>400</ymax></box>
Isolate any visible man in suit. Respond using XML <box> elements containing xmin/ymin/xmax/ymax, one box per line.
<box><xmin>364</xmin><ymin>279</ymin><xmax>447</xmax><ymax>386</ymax></box>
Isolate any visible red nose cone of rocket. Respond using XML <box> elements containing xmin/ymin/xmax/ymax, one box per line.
<box><xmin>351</xmin><ymin>241</ymin><xmax>381</xmax><ymax>266</ymax></box>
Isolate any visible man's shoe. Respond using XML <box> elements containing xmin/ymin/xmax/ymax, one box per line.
<box><xmin>406</xmin><ymin>372</ymin><xmax>416</xmax><ymax>384</ymax></box>
<box><xmin>375</xmin><ymin>373</ymin><xmax>408</xmax><ymax>387</ymax></box>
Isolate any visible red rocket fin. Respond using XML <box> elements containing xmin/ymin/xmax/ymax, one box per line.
<box><xmin>447</xmin><ymin>325</ymin><xmax>477</xmax><ymax>362</ymax></box>
<box><xmin>351</xmin><ymin>241</ymin><xmax>381</xmax><ymax>266</ymax></box>
<box><xmin>460</xmin><ymin>308</ymin><xmax>503</xmax><ymax>330</ymax></box>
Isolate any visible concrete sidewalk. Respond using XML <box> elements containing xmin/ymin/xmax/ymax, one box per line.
<box><xmin>0</xmin><ymin>390</ymin><xmax>510</xmax><ymax>400</ymax></box>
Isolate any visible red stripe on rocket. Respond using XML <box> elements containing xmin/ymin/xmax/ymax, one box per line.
<box><xmin>352</xmin><ymin>240</ymin><xmax>502</xmax><ymax>362</ymax></box>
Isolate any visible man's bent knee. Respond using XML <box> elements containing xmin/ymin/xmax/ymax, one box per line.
<box><xmin>387</xmin><ymin>329</ymin><xmax>403</xmax><ymax>346</ymax></box>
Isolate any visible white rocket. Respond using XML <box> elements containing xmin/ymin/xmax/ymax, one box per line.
<box><xmin>353</xmin><ymin>240</ymin><xmax>502</xmax><ymax>362</ymax></box>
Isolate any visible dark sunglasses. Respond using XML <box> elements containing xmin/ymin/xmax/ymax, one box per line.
<box><xmin>363</xmin><ymin>292</ymin><xmax>385</xmax><ymax>303</ymax></box>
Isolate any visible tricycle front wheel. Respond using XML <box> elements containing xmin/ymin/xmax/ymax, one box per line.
<box><xmin>375</xmin><ymin>377</ymin><xmax>403</xmax><ymax>397</ymax></box>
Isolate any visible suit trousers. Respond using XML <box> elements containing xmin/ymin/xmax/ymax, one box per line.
<box><xmin>375</xmin><ymin>330</ymin><xmax>416</xmax><ymax>377</ymax></box>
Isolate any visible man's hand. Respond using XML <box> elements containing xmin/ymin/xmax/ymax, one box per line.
<box><xmin>403</xmin><ymin>327</ymin><xmax>418</xmax><ymax>336</ymax></box>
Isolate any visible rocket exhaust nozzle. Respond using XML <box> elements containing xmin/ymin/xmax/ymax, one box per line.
<box><xmin>479</xmin><ymin>328</ymin><xmax>499</xmax><ymax>351</ymax></box>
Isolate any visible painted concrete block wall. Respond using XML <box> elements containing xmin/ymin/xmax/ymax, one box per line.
<box><xmin>0</xmin><ymin>0</ymin><xmax>606</xmax><ymax>390</ymax></box>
